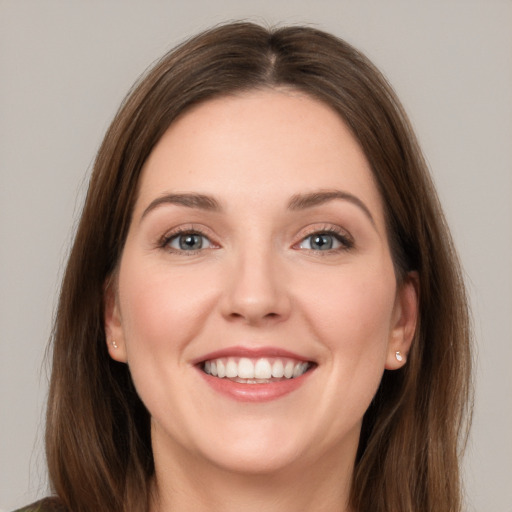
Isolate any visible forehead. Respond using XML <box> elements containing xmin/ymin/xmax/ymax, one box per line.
<box><xmin>136</xmin><ymin>89</ymin><xmax>385</xmax><ymax>224</ymax></box>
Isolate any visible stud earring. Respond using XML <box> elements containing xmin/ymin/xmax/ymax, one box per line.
<box><xmin>395</xmin><ymin>351</ymin><xmax>403</xmax><ymax>362</ymax></box>
<box><xmin>111</xmin><ymin>339</ymin><xmax>118</xmax><ymax>349</ymax></box>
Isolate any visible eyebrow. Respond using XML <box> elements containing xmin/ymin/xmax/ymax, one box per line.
<box><xmin>287</xmin><ymin>190</ymin><xmax>375</xmax><ymax>226</ymax></box>
<box><xmin>141</xmin><ymin>193</ymin><xmax>222</xmax><ymax>220</ymax></box>
<box><xmin>140</xmin><ymin>189</ymin><xmax>375</xmax><ymax>226</ymax></box>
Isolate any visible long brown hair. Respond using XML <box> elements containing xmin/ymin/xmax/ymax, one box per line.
<box><xmin>46</xmin><ymin>22</ymin><xmax>472</xmax><ymax>512</ymax></box>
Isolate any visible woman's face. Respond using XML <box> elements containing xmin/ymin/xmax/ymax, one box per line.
<box><xmin>105</xmin><ymin>89</ymin><xmax>417</xmax><ymax>477</ymax></box>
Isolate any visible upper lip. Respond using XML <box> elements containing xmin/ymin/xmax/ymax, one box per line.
<box><xmin>191</xmin><ymin>346</ymin><xmax>314</xmax><ymax>365</ymax></box>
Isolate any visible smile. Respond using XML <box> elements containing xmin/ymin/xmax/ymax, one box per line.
<box><xmin>195</xmin><ymin>347</ymin><xmax>316</xmax><ymax>402</ymax></box>
<box><xmin>202</xmin><ymin>357</ymin><xmax>311</xmax><ymax>383</ymax></box>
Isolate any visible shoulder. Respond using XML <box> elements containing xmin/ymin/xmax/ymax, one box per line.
<box><xmin>12</xmin><ymin>498</ymin><xmax>68</xmax><ymax>512</ymax></box>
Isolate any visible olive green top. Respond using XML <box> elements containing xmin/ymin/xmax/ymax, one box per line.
<box><xmin>12</xmin><ymin>498</ymin><xmax>67</xmax><ymax>512</ymax></box>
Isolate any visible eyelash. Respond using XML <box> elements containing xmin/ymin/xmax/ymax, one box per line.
<box><xmin>159</xmin><ymin>226</ymin><xmax>217</xmax><ymax>255</ymax></box>
<box><xmin>158</xmin><ymin>225</ymin><xmax>354</xmax><ymax>255</ymax></box>
<box><xmin>295</xmin><ymin>225</ymin><xmax>354</xmax><ymax>253</ymax></box>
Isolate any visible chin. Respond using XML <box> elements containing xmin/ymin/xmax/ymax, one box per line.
<box><xmin>162</xmin><ymin>413</ymin><xmax>313</xmax><ymax>476</ymax></box>
<box><xmin>187</xmin><ymin>413</ymin><xmax>341</xmax><ymax>477</ymax></box>
<box><xmin>201</xmin><ymin>438</ymin><xmax>305</xmax><ymax>476</ymax></box>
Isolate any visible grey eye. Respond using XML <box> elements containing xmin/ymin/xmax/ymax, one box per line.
<box><xmin>300</xmin><ymin>233</ymin><xmax>342</xmax><ymax>251</ymax></box>
<box><xmin>168</xmin><ymin>233</ymin><xmax>211</xmax><ymax>251</ymax></box>
<box><xmin>180</xmin><ymin>234</ymin><xmax>203</xmax><ymax>250</ymax></box>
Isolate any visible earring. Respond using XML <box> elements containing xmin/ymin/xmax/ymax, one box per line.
<box><xmin>395</xmin><ymin>351</ymin><xmax>403</xmax><ymax>362</ymax></box>
<box><xmin>111</xmin><ymin>339</ymin><xmax>118</xmax><ymax>349</ymax></box>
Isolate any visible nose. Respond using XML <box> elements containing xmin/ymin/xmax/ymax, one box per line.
<box><xmin>220</xmin><ymin>245</ymin><xmax>291</xmax><ymax>326</ymax></box>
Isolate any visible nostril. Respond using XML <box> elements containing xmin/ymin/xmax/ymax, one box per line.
<box><xmin>225</xmin><ymin>310</ymin><xmax>284</xmax><ymax>326</ymax></box>
<box><xmin>228</xmin><ymin>311</ymin><xmax>280</xmax><ymax>321</ymax></box>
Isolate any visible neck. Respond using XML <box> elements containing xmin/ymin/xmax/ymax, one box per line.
<box><xmin>150</xmin><ymin>439</ymin><xmax>356</xmax><ymax>512</ymax></box>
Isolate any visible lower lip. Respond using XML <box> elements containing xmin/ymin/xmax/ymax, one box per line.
<box><xmin>197</xmin><ymin>367</ymin><xmax>314</xmax><ymax>402</ymax></box>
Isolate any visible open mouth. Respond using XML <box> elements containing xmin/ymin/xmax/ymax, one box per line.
<box><xmin>201</xmin><ymin>357</ymin><xmax>314</xmax><ymax>384</ymax></box>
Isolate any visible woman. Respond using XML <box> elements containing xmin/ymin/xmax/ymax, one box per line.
<box><xmin>17</xmin><ymin>22</ymin><xmax>472</xmax><ymax>512</ymax></box>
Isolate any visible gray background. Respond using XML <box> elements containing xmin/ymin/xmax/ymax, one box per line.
<box><xmin>1</xmin><ymin>1</ymin><xmax>511</xmax><ymax>510</ymax></box>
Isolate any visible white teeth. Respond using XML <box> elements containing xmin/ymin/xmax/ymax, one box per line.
<box><xmin>216</xmin><ymin>359</ymin><xmax>226</xmax><ymax>378</ymax></box>
<box><xmin>293</xmin><ymin>362</ymin><xmax>307</xmax><ymax>378</ymax></box>
<box><xmin>284</xmin><ymin>361</ymin><xmax>294</xmax><ymax>378</ymax></box>
<box><xmin>254</xmin><ymin>359</ymin><xmax>272</xmax><ymax>379</ymax></box>
<box><xmin>238</xmin><ymin>358</ymin><xmax>255</xmax><ymax>379</ymax></box>
<box><xmin>271</xmin><ymin>359</ymin><xmax>284</xmax><ymax>378</ymax></box>
<box><xmin>225</xmin><ymin>358</ymin><xmax>238</xmax><ymax>378</ymax></box>
<box><xmin>203</xmin><ymin>356</ymin><xmax>311</xmax><ymax>381</ymax></box>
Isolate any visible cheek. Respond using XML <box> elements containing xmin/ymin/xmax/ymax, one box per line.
<box><xmin>283</xmin><ymin>261</ymin><xmax>398</xmax><ymax>443</ymax></box>
<box><xmin>297</xmin><ymin>262</ymin><xmax>397</xmax><ymax>362</ymax></box>
<box><xmin>117</xmin><ymin>256</ymin><xmax>219</xmax><ymax>356</ymax></box>
<box><xmin>115</xmin><ymin>255</ymin><xmax>222</xmax><ymax>432</ymax></box>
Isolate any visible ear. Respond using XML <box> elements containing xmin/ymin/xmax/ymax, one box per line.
<box><xmin>385</xmin><ymin>271</ymin><xmax>419</xmax><ymax>370</ymax></box>
<box><xmin>104</xmin><ymin>276</ymin><xmax>128</xmax><ymax>363</ymax></box>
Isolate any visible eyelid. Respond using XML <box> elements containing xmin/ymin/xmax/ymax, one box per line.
<box><xmin>158</xmin><ymin>224</ymin><xmax>220</xmax><ymax>253</ymax></box>
<box><xmin>156</xmin><ymin>223</ymin><xmax>354</xmax><ymax>254</ymax></box>
<box><xmin>293</xmin><ymin>224</ymin><xmax>354</xmax><ymax>251</ymax></box>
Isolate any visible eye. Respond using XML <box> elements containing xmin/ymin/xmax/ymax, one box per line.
<box><xmin>165</xmin><ymin>232</ymin><xmax>213</xmax><ymax>252</ymax></box>
<box><xmin>298</xmin><ymin>231</ymin><xmax>352</xmax><ymax>251</ymax></box>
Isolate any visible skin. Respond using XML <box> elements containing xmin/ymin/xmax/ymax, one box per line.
<box><xmin>105</xmin><ymin>89</ymin><xmax>418</xmax><ymax>512</ymax></box>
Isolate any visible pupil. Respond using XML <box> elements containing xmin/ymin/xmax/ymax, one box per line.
<box><xmin>312</xmin><ymin>234</ymin><xmax>333</xmax><ymax>250</ymax></box>
<box><xmin>179</xmin><ymin>234</ymin><xmax>202</xmax><ymax>250</ymax></box>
